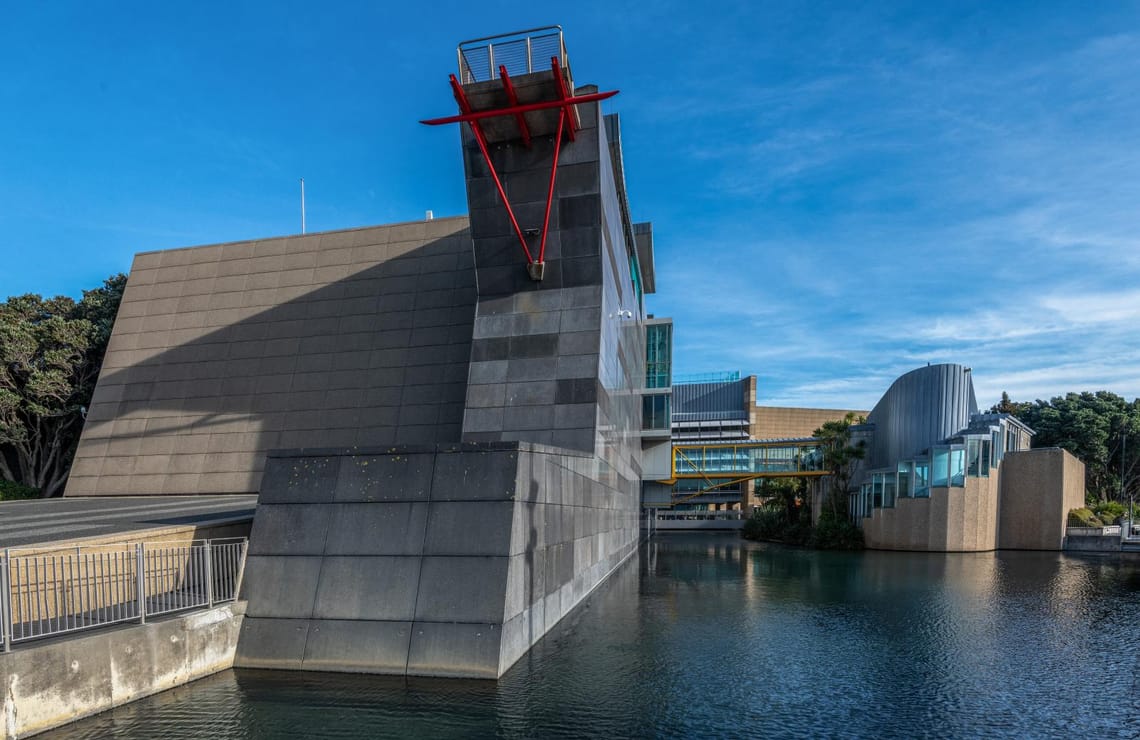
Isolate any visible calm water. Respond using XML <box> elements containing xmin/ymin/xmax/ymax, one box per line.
<box><xmin>45</xmin><ymin>535</ymin><xmax>1140</xmax><ymax>739</ymax></box>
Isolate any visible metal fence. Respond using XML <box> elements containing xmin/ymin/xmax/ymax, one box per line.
<box><xmin>457</xmin><ymin>26</ymin><xmax>566</xmax><ymax>84</ymax></box>
<box><xmin>0</xmin><ymin>538</ymin><xmax>246</xmax><ymax>652</ymax></box>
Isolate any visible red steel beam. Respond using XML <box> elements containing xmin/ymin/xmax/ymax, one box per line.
<box><xmin>537</xmin><ymin>107</ymin><xmax>566</xmax><ymax>264</ymax></box>
<box><xmin>498</xmin><ymin>65</ymin><xmax>532</xmax><ymax>148</ymax></box>
<box><xmin>447</xmin><ymin>74</ymin><xmax>535</xmax><ymax>264</ymax></box>
<box><xmin>549</xmin><ymin>56</ymin><xmax>576</xmax><ymax>142</ymax></box>
<box><xmin>420</xmin><ymin>89</ymin><xmax>617</xmax><ymax>126</ymax></box>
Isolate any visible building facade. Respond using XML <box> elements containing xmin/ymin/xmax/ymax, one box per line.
<box><xmin>849</xmin><ymin>364</ymin><xmax>1084</xmax><ymax>551</ymax></box>
<box><xmin>66</xmin><ymin>28</ymin><xmax>659</xmax><ymax>678</ymax></box>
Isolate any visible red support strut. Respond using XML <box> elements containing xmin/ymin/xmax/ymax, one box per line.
<box><xmin>498</xmin><ymin>66</ymin><xmax>531</xmax><ymax>148</ymax></box>
<box><xmin>447</xmin><ymin>74</ymin><xmax>535</xmax><ymax>266</ymax></box>
<box><xmin>425</xmin><ymin>63</ymin><xmax>620</xmax><ymax>281</ymax></box>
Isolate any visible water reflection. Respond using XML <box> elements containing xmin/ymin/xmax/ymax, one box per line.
<box><xmin>44</xmin><ymin>535</ymin><xmax>1140</xmax><ymax>739</ymax></box>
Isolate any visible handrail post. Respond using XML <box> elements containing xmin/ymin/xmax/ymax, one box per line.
<box><xmin>136</xmin><ymin>542</ymin><xmax>146</xmax><ymax>624</ymax></box>
<box><xmin>204</xmin><ymin>540</ymin><xmax>214</xmax><ymax>609</ymax></box>
<box><xmin>1</xmin><ymin>549</ymin><xmax>11</xmax><ymax>653</ymax></box>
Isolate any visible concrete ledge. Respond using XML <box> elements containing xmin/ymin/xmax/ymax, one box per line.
<box><xmin>0</xmin><ymin>602</ymin><xmax>244</xmax><ymax>739</ymax></box>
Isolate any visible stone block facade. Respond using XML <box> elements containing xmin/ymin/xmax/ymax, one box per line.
<box><xmin>234</xmin><ymin>443</ymin><xmax>638</xmax><ymax>678</ymax></box>
<box><xmin>67</xmin><ymin>219</ymin><xmax>476</xmax><ymax>496</ymax></box>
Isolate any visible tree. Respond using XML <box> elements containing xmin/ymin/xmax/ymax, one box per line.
<box><xmin>0</xmin><ymin>275</ymin><xmax>126</xmax><ymax>497</ymax></box>
<box><xmin>813</xmin><ymin>411</ymin><xmax>867</xmax><ymax>519</ymax></box>
<box><xmin>991</xmin><ymin>390</ymin><xmax>1140</xmax><ymax>504</ymax></box>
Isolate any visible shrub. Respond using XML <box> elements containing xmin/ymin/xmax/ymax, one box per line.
<box><xmin>1093</xmin><ymin>500</ymin><xmax>1126</xmax><ymax>523</ymax></box>
<box><xmin>743</xmin><ymin>507</ymin><xmax>786</xmax><ymax>541</ymax></box>
<box><xmin>1067</xmin><ymin>507</ymin><xmax>1103</xmax><ymax>527</ymax></box>
<box><xmin>811</xmin><ymin>512</ymin><xmax>865</xmax><ymax>550</ymax></box>
<box><xmin>0</xmin><ymin>480</ymin><xmax>40</xmax><ymax>501</ymax></box>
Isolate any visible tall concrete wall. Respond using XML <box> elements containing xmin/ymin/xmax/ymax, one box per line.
<box><xmin>234</xmin><ymin>444</ymin><xmax>637</xmax><ymax>678</ymax></box>
<box><xmin>998</xmin><ymin>447</ymin><xmax>1085</xmax><ymax>550</ymax></box>
<box><xmin>66</xmin><ymin>219</ymin><xmax>475</xmax><ymax>496</ymax></box>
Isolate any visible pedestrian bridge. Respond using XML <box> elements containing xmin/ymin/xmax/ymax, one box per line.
<box><xmin>661</xmin><ymin>438</ymin><xmax>829</xmax><ymax>485</ymax></box>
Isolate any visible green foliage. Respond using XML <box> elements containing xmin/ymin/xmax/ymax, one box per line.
<box><xmin>0</xmin><ymin>274</ymin><xmax>126</xmax><ymax>496</ymax></box>
<box><xmin>992</xmin><ymin>390</ymin><xmax>1140</xmax><ymax>504</ymax></box>
<box><xmin>742</xmin><ymin>501</ymin><xmax>863</xmax><ymax>550</ymax></box>
<box><xmin>0</xmin><ymin>479</ymin><xmax>39</xmax><ymax>501</ymax></box>
<box><xmin>1093</xmin><ymin>500</ymin><xmax>1126</xmax><ymax>523</ymax></box>
<box><xmin>1067</xmin><ymin>508</ymin><xmax>1103</xmax><ymax>527</ymax></box>
<box><xmin>813</xmin><ymin>412</ymin><xmax>866</xmax><ymax>520</ymax></box>
<box><xmin>809</xmin><ymin>511</ymin><xmax>865</xmax><ymax>550</ymax></box>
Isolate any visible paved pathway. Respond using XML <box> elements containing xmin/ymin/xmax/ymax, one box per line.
<box><xmin>0</xmin><ymin>495</ymin><xmax>257</xmax><ymax>549</ymax></box>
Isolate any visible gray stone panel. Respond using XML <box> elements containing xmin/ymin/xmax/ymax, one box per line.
<box><xmin>248</xmin><ymin>455</ymin><xmax>340</xmax><ymax>505</ymax></box>
<box><xmin>332</xmin><ymin>449</ymin><xmax>433</xmax><ymax>501</ymax></box>
<box><xmin>247</xmin><ymin>504</ymin><xmax>332</xmax><ymax>556</ymax></box>
<box><xmin>413</xmin><ymin>556</ymin><xmax>509</xmax><ymax>623</ymax></box>
<box><xmin>302</xmin><ymin>620</ymin><xmax>413</xmax><ymax>674</ymax></box>
<box><xmin>423</xmin><ymin>502</ymin><xmax>514</xmax><ymax>556</ymax></box>
<box><xmin>430</xmin><ymin>450</ymin><xmax>517</xmax><ymax>500</ymax></box>
<box><xmin>241</xmin><ymin>555</ymin><xmax>322</xmax><ymax>619</ymax></box>
<box><xmin>406</xmin><ymin>621</ymin><xmax>503</xmax><ymax>679</ymax></box>
<box><xmin>323</xmin><ymin>502</ymin><xmax>429</xmax><ymax>556</ymax></box>
<box><xmin>234</xmin><ymin>618</ymin><xmax>311</xmax><ymax>670</ymax></box>
<box><xmin>312</xmin><ymin>556</ymin><xmax>421</xmax><ymax>621</ymax></box>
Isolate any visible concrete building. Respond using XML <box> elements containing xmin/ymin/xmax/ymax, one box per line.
<box><xmin>66</xmin><ymin>28</ymin><xmax>656</xmax><ymax>678</ymax></box>
<box><xmin>850</xmin><ymin>364</ymin><xmax>1084</xmax><ymax>551</ymax></box>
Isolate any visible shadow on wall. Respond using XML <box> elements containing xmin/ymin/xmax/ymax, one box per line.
<box><xmin>66</xmin><ymin>220</ymin><xmax>477</xmax><ymax>497</ymax></box>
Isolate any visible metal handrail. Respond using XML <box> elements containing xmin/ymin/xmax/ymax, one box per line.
<box><xmin>0</xmin><ymin>538</ymin><xmax>247</xmax><ymax>652</ymax></box>
<box><xmin>457</xmin><ymin>26</ymin><xmax>567</xmax><ymax>84</ymax></box>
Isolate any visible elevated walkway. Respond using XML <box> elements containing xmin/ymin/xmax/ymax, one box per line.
<box><xmin>653</xmin><ymin>438</ymin><xmax>829</xmax><ymax>509</ymax></box>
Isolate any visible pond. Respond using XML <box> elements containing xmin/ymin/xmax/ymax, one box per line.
<box><xmin>44</xmin><ymin>534</ymin><xmax>1140</xmax><ymax>738</ymax></box>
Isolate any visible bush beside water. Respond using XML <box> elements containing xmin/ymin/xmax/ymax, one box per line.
<box><xmin>742</xmin><ymin>504</ymin><xmax>863</xmax><ymax>550</ymax></box>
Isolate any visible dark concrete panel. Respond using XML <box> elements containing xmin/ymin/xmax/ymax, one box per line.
<box><xmin>430</xmin><ymin>450</ymin><xmax>518</xmax><ymax>501</ymax></box>
<box><xmin>241</xmin><ymin>555</ymin><xmax>323</xmax><ymax>619</ymax></box>
<box><xmin>302</xmin><ymin>619</ymin><xmax>413</xmax><ymax>674</ymax></box>
<box><xmin>324</xmin><ymin>502</ymin><xmax>429</xmax><ymax>556</ymax></box>
<box><xmin>247</xmin><ymin>504</ymin><xmax>333</xmax><ymax>556</ymax></box>
<box><xmin>406</xmin><ymin>621</ymin><xmax>502</xmax><ymax>679</ymax></box>
<box><xmin>423</xmin><ymin>502</ymin><xmax>514</xmax><ymax>556</ymax></box>
<box><xmin>234</xmin><ymin>617</ymin><xmax>311</xmax><ymax>670</ymax></box>
<box><xmin>258</xmin><ymin>456</ymin><xmax>341</xmax><ymax>505</ymax></box>
<box><xmin>334</xmin><ymin>453</ymin><xmax>435</xmax><ymax>503</ymax></box>
<box><xmin>312</xmin><ymin>556</ymin><xmax>421</xmax><ymax>621</ymax></box>
<box><xmin>413</xmin><ymin>556</ymin><xmax>509</xmax><ymax>623</ymax></box>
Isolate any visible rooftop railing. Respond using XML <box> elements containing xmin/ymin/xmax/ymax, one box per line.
<box><xmin>0</xmin><ymin>538</ymin><xmax>246</xmax><ymax>652</ymax></box>
<box><xmin>457</xmin><ymin>26</ymin><xmax>567</xmax><ymax>84</ymax></box>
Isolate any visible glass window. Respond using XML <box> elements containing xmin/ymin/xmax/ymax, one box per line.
<box><xmin>872</xmin><ymin>473</ymin><xmax>883</xmax><ymax>508</ymax></box>
<box><xmin>883</xmin><ymin>474</ymin><xmax>896</xmax><ymax>508</ymax></box>
<box><xmin>950</xmin><ymin>448</ymin><xmax>965</xmax><ymax>487</ymax></box>
<box><xmin>932</xmin><ymin>448</ymin><xmax>949</xmax><ymax>488</ymax></box>
<box><xmin>898</xmin><ymin>461</ymin><xmax>912</xmax><ymax>498</ymax></box>
<box><xmin>967</xmin><ymin>438</ymin><xmax>981</xmax><ymax>477</ymax></box>
<box><xmin>980</xmin><ymin>439</ymin><xmax>991</xmax><ymax>476</ymax></box>
<box><xmin>642</xmin><ymin>394</ymin><xmax>670</xmax><ymax>430</ymax></box>
<box><xmin>645</xmin><ymin>323</ymin><xmax>672</xmax><ymax>389</ymax></box>
<box><xmin>914</xmin><ymin>459</ymin><xmax>930</xmax><ymax>497</ymax></box>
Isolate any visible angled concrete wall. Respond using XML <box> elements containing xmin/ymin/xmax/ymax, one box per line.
<box><xmin>234</xmin><ymin>444</ymin><xmax>637</xmax><ymax>678</ymax></box>
<box><xmin>67</xmin><ymin>219</ymin><xmax>475</xmax><ymax>496</ymax></box>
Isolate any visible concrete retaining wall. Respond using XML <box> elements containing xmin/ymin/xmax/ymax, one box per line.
<box><xmin>234</xmin><ymin>442</ymin><xmax>638</xmax><ymax>679</ymax></box>
<box><xmin>0</xmin><ymin>602</ymin><xmax>243</xmax><ymax>739</ymax></box>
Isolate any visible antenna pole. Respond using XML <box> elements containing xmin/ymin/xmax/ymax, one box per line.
<box><xmin>300</xmin><ymin>178</ymin><xmax>306</xmax><ymax>234</ymax></box>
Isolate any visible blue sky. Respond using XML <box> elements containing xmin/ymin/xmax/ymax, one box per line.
<box><xmin>2</xmin><ymin>1</ymin><xmax>1138</xmax><ymax>409</ymax></box>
